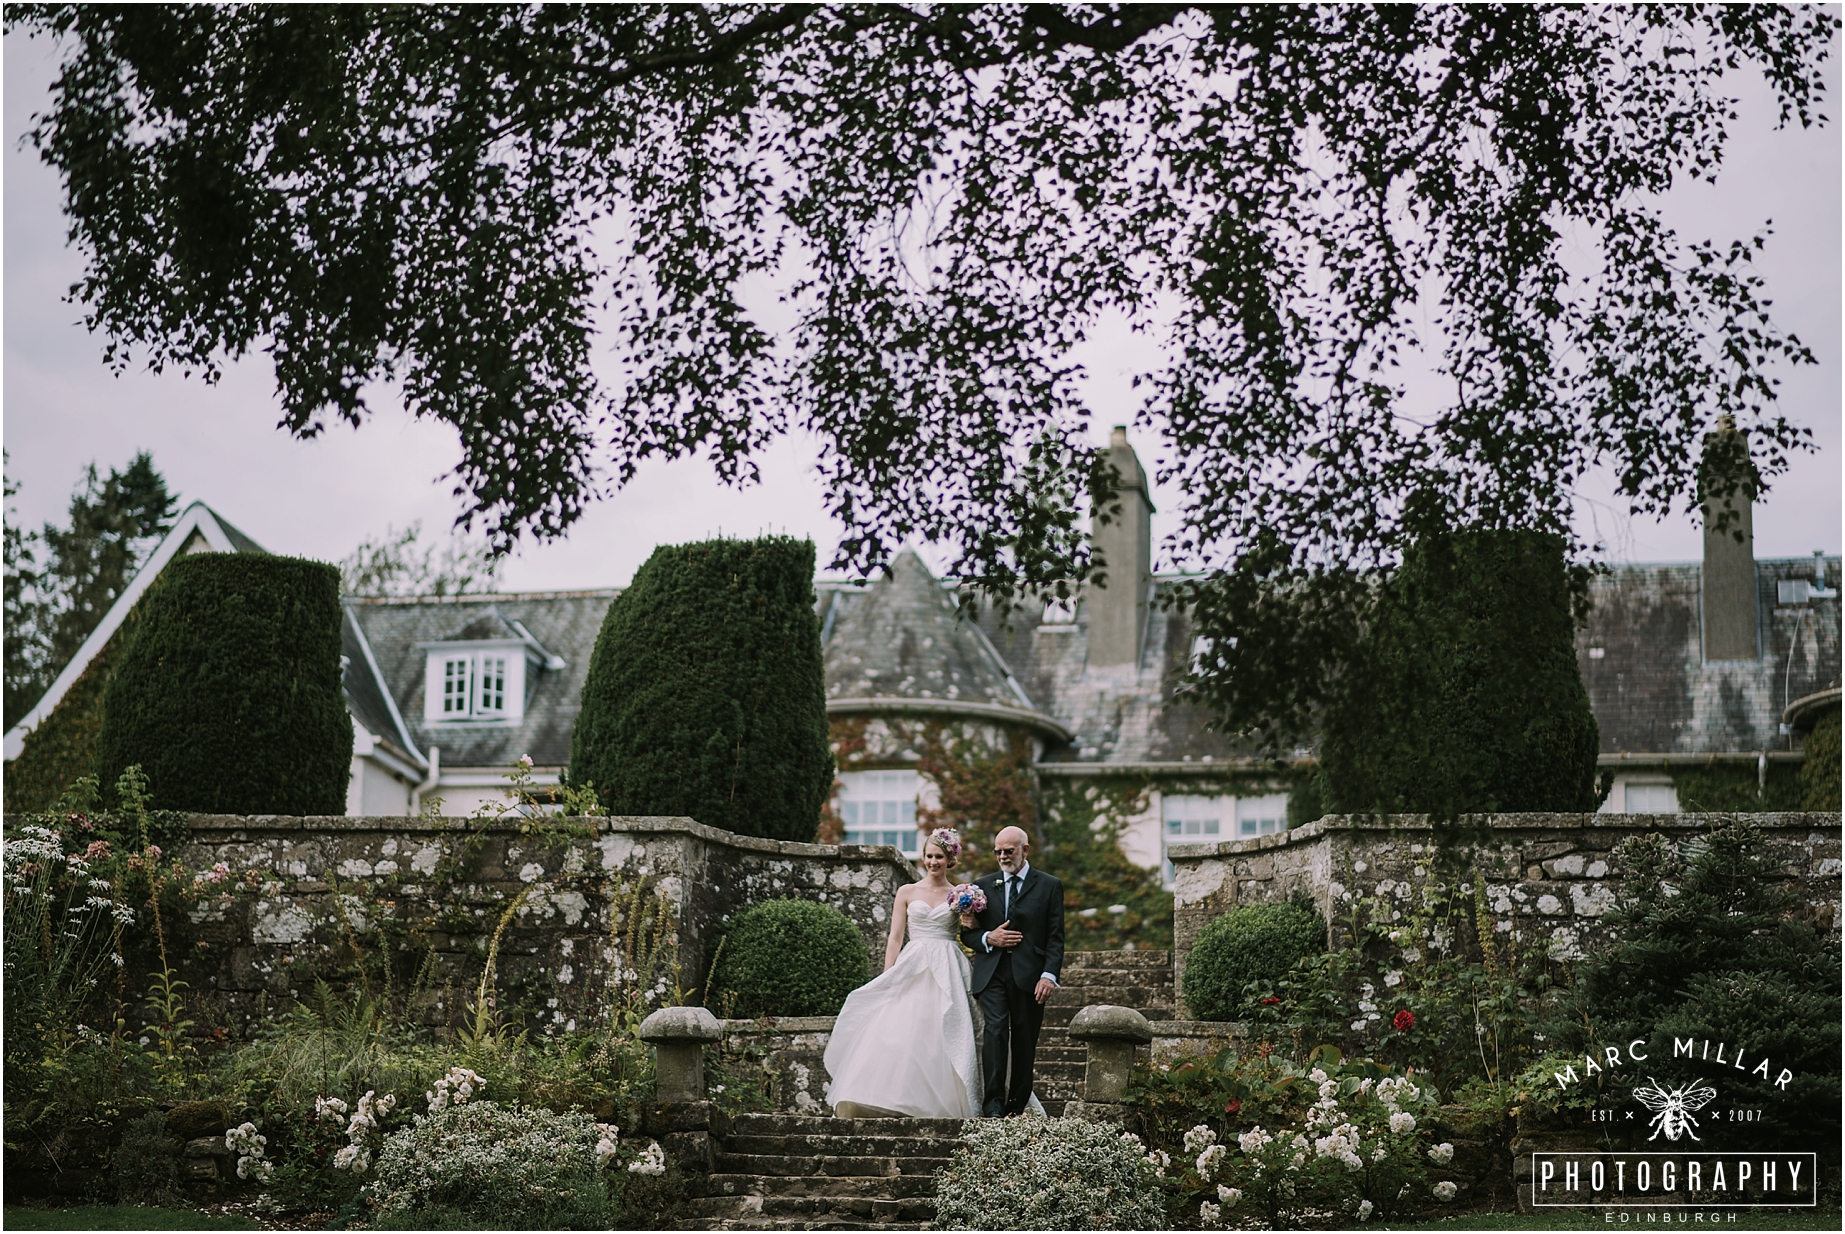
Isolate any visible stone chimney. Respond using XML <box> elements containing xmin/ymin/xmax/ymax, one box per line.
<box><xmin>1088</xmin><ymin>426</ymin><xmax>1154</xmax><ymax>668</ymax></box>
<box><xmin>1700</xmin><ymin>414</ymin><xmax>1758</xmax><ymax>661</ymax></box>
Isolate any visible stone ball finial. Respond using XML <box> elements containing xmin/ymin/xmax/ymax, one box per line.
<box><xmin>1067</xmin><ymin>1004</ymin><xmax>1153</xmax><ymax>1043</ymax></box>
<box><xmin>639</xmin><ymin>1005</ymin><xmax>724</xmax><ymax>1042</ymax></box>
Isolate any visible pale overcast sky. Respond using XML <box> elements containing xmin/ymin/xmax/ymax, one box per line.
<box><xmin>5</xmin><ymin>26</ymin><xmax>1839</xmax><ymax>592</ymax></box>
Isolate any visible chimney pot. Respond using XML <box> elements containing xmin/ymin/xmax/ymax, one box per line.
<box><xmin>1700</xmin><ymin>418</ymin><xmax>1757</xmax><ymax>661</ymax></box>
<box><xmin>1090</xmin><ymin>430</ymin><xmax>1153</xmax><ymax>668</ymax></box>
<box><xmin>1110</xmin><ymin>425</ymin><xmax>1128</xmax><ymax>447</ymax></box>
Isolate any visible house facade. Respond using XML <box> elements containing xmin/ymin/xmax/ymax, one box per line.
<box><xmin>6</xmin><ymin>431</ymin><xmax>1837</xmax><ymax>879</ymax></box>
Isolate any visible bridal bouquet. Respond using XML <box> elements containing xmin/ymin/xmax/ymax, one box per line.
<box><xmin>948</xmin><ymin>883</ymin><xmax>987</xmax><ymax>914</ymax></box>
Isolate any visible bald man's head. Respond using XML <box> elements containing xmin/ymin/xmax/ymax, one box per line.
<box><xmin>993</xmin><ymin>827</ymin><xmax>1029</xmax><ymax>874</ymax></box>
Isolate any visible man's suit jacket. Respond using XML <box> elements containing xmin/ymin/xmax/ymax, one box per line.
<box><xmin>959</xmin><ymin>866</ymin><xmax>1065</xmax><ymax>994</ymax></box>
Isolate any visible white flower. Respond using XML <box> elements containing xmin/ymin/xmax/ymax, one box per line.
<box><xmin>1383</xmin><ymin>970</ymin><xmax>1403</xmax><ymax>987</ymax></box>
<box><xmin>1318</xmin><ymin>1078</ymin><xmax>1339</xmax><ymax>1101</ymax></box>
<box><xmin>1429</xmin><ymin>1142</ymin><xmax>1455</xmax><ymax>1164</ymax></box>
<box><xmin>1389</xmin><ymin>1111</ymin><xmax>1417</xmax><ymax>1135</ymax></box>
<box><xmin>1351</xmin><ymin>1019</ymin><xmax>1370</xmax><ymax>1031</ymax></box>
<box><xmin>1183</xmin><ymin>1125</ymin><xmax>1217</xmax><ymax>1154</ymax></box>
<box><xmin>1434</xmin><ymin>1180</ymin><xmax>1458</xmax><ymax>1201</ymax></box>
<box><xmin>1357</xmin><ymin>1198</ymin><xmax>1374</xmax><ymax>1221</ymax></box>
<box><xmin>1198</xmin><ymin>1200</ymin><xmax>1221</xmax><ymax>1227</ymax></box>
<box><xmin>1217</xmin><ymin>1185</ymin><xmax>1240</xmax><ymax>1204</ymax></box>
<box><xmin>629</xmin><ymin>1140</ymin><xmax>667</xmax><ymax>1176</ymax></box>
<box><xmin>236</xmin><ymin>1156</ymin><xmax>275</xmax><ymax>1181</ymax></box>
<box><xmin>1308</xmin><ymin>1068</ymin><xmax>1329</xmax><ymax>1084</ymax></box>
<box><xmin>1146</xmin><ymin>1149</ymin><xmax>1171</xmax><ymax>1176</ymax></box>
<box><xmin>1196</xmin><ymin>1143</ymin><xmax>1227</xmax><ymax>1182</ymax></box>
<box><xmin>595</xmin><ymin>1131</ymin><xmax>620</xmax><ymax>1170</ymax></box>
<box><xmin>1372</xmin><ymin>1143</ymin><xmax>1387</xmax><ymax>1162</ymax></box>
<box><xmin>1237</xmin><ymin>1126</ymin><xmax>1273</xmax><ymax>1154</ymax></box>
<box><xmin>315</xmin><ymin>1096</ymin><xmax>349</xmax><ymax>1124</ymax></box>
<box><xmin>333</xmin><ymin>1144</ymin><xmax>371</xmax><ymax>1173</ymax></box>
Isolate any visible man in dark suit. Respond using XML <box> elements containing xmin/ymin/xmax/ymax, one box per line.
<box><xmin>958</xmin><ymin>825</ymin><xmax>1065</xmax><ymax>1117</ymax></box>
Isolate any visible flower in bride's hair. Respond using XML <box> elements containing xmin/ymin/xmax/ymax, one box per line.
<box><xmin>928</xmin><ymin>828</ymin><xmax>963</xmax><ymax>860</ymax></box>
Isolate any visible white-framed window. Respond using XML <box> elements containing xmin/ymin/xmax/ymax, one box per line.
<box><xmin>1162</xmin><ymin>794</ymin><xmax>1223</xmax><ymax>886</ymax></box>
<box><xmin>1236</xmin><ymin>794</ymin><xmax>1289</xmax><ymax>838</ymax></box>
<box><xmin>1624</xmin><ymin>781</ymin><xmax>1680</xmax><ymax>813</ymax></box>
<box><xmin>839</xmin><ymin>769</ymin><xmax>921</xmax><ymax>853</ymax></box>
<box><xmin>424</xmin><ymin>647</ymin><xmax>523</xmax><ymax>723</ymax></box>
<box><xmin>1042</xmin><ymin>596</ymin><xmax>1078</xmax><ymax>627</ymax></box>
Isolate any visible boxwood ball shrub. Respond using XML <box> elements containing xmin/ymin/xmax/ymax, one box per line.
<box><xmin>933</xmin><ymin>1116</ymin><xmax>1168</xmax><ymax>1230</ymax></box>
<box><xmin>1183</xmin><ymin>898</ymin><xmax>1326</xmax><ymax>1023</ymax></box>
<box><xmin>95</xmin><ymin>553</ymin><xmax>352</xmax><ymax>814</ymax></box>
<box><xmin>569</xmin><ymin>536</ymin><xmax>832</xmax><ymax>841</ymax></box>
<box><xmin>709</xmin><ymin>899</ymin><xmax>870</xmax><ymax>1018</ymax></box>
<box><xmin>370</xmin><ymin>1101</ymin><xmax>619</xmax><ymax>1230</ymax></box>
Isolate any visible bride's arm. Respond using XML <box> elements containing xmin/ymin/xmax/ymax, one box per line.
<box><xmin>883</xmin><ymin>888</ymin><xmax>909</xmax><ymax>971</ymax></box>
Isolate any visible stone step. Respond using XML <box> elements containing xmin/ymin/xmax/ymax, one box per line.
<box><xmin>1063</xmin><ymin>951</ymin><xmax>1172</xmax><ymax>970</ymax></box>
<box><xmin>723</xmin><ymin>1134</ymin><xmax>961</xmax><ymax>1158</ymax></box>
<box><xmin>688</xmin><ymin>1194</ymin><xmax>937</xmax><ymax>1223</ymax></box>
<box><xmin>713</xmin><ymin>1152</ymin><xmax>953</xmax><ymax>1179</ymax></box>
<box><xmin>726</xmin><ymin>1114</ymin><xmax>966</xmax><ymax>1137</ymax></box>
<box><xmin>706</xmin><ymin>1174</ymin><xmax>938</xmax><ymax>1200</ymax></box>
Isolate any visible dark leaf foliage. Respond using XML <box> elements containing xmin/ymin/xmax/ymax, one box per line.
<box><xmin>8</xmin><ymin>5</ymin><xmax>1834</xmax><ymax>737</ymax></box>
<box><xmin>3</xmin><ymin>452</ymin><xmax>176</xmax><ymax>728</ymax></box>
<box><xmin>1317</xmin><ymin>529</ymin><xmax>1601</xmax><ymax>817</ymax></box>
<box><xmin>569</xmin><ymin>536</ymin><xmax>833</xmax><ymax>840</ymax></box>
<box><xmin>95</xmin><ymin>553</ymin><xmax>353</xmax><ymax>814</ymax></box>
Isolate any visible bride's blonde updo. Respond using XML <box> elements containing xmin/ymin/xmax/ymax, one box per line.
<box><xmin>925</xmin><ymin>827</ymin><xmax>962</xmax><ymax>867</ymax></box>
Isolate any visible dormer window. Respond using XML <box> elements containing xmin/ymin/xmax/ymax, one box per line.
<box><xmin>440</xmin><ymin>652</ymin><xmax>509</xmax><ymax>719</ymax></box>
<box><xmin>418</xmin><ymin>611</ymin><xmax>566</xmax><ymax>727</ymax></box>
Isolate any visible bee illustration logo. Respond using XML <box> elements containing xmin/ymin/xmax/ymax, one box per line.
<box><xmin>1632</xmin><ymin>1077</ymin><xmax>1719</xmax><ymax>1142</ymax></box>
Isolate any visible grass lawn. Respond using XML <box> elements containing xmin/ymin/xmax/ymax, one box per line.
<box><xmin>2</xmin><ymin>1206</ymin><xmax>261</xmax><ymax>1230</ymax></box>
<box><xmin>1381</xmin><ymin>1207</ymin><xmax>1842</xmax><ymax>1231</ymax></box>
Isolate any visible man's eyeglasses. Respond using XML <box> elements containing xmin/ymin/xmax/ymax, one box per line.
<box><xmin>994</xmin><ymin>846</ymin><xmax>1020</xmax><ymax>856</ymax></box>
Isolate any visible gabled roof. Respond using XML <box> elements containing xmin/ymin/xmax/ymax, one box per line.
<box><xmin>823</xmin><ymin>550</ymin><xmax>1072</xmax><ymax>742</ymax></box>
<box><xmin>3</xmin><ymin>502</ymin><xmax>268</xmax><ymax>761</ymax></box>
<box><xmin>343</xmin><ymin>590</ymin><xmax>618</xmax><ymax>769</ymax></box>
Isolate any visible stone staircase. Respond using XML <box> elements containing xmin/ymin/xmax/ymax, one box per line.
<box><xmin>683</xmin><ymin>1113</ymin><xmax>957</xmax><ymax>1230</ymax></box>
<box><xmin>679</xmin><ymin>950</ymin><xmax>1176</xmax><ymax>1229</ymax></box>
<box><xmin>1033</xmin><ymin>950</ymin><xmax>1175</xmax><ymax>1116</ymax></box>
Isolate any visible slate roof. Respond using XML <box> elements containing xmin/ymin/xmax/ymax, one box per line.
<box><xmin>1579</xmin><ymin>556</ymin><xmax>1840</xmax><ymax>755</ymax></box>
<box><xmin>343</xmin><ymin>591</ymin><xmax>618</xmax><ymax>769</ymax></box>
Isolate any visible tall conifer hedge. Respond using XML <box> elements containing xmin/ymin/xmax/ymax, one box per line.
<box><xmin>569</xmin><ymin>537</ymin><xmax>832</xmax><ymax>841</ymax></box>
<box><xmin>1320</xmin><ymin>529</ymin><xmax>1600</xmax><ymax>817</ymax></box>
<box><xmin>95</xmin><ymin>553</ymin><xmax>351</xmax><ymax>814</ymax></box>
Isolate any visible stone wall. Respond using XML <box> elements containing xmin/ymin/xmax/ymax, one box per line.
<box><xmin>135</xmin><ymin>814</ymin><xmax>917</xmax><ymax>1035</ymax></box>
<box><xmin>1168</xmin><ymin>812</ymin><xmax>1842</xmax><ymax>1017</ymax></box>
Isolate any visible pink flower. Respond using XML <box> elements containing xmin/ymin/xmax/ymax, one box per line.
<box><xmin>146</xmin><ymin>845</ymin><xmax>162</xmax><ymax>860</ymax></box>
<box><xmin>84</xmin><ymin>840</ymin><xmax>112</xmax><ymax>860</ymax></box>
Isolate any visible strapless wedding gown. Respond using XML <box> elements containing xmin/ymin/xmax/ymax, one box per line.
<box><xmin>824</xmin><ymin>898</ymin><xmax>982</xmax><ymax>1119</ymax></box>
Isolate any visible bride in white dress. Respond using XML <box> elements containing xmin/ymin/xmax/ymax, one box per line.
<box><xmin>824</xmin><ymin>829</ymin><xmax>982</xmax><ymax>1119</ymax></box>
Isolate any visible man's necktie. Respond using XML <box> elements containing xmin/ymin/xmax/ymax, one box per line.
<box><xmin>1006</xmin><ymin>875</ymin><xmax>1018</xmax><ymax>917</ymax></box>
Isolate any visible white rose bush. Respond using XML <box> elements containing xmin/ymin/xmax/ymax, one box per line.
<box><xmin>1126</xmin><ymin>1045</ymin><xmax>1463</xmax><ymax>1227</ymax></box>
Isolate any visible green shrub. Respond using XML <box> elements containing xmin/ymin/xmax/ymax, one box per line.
<box><xmin>1183</xmin><ymin>898</ymin><xmax>1325</xmax><ymax>1022</ymax></box>
<box><xmin>112</xmin><ymin>1112</ymin><xmax>180</xmax><ymax>1206</ymax></box>
<box><xmin>569</xmin><ymin>537</ymin><xmax>832</xmax><ymax>841</ymax></box>
<box><xmin>95</xmin><ymin>553</ymin><xmax>351</xmax><ymax>815</ymax></box>
<box><xmin>1320</xmin><ymin>530</ymin><xmax>1599</xmax><ymax>817</ymax></box>
<box><xmin>708</xmin><ymin>899</ymin><xmax>869</xmax><ymax>1018</ymax></box>
<box><xmin>932</xmin><ymin>1115</ymin><xmax>1168</xmax><ymax>1230</ymax></box>
<box><xmin>1800</xmin><ymin>709</ymin><xmax>1841</xmax><ymax>811</ymax></box>
<box><xmin>1671</xmin><ymin>761</ymin><xmax>1802</xmax><ymax>812</ymax></box>
<box><xmin>370</xmin><ymin>1101</ymin><xmax>619</xmax><ymax>1230</ymax></box>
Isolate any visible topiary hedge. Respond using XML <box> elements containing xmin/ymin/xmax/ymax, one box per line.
<box><xmin>708</xmin><ymin>898</ymin><xmax>870</xmax><ymax>1018</ymax></box>
<box><xmin>569</xmin><ymin>536</ymin><xmax>832</xmax><ymax>841</ymax></box>
<box><xmin>1799</xmin><ymin>709</ymin><xmax>1841</xmax><ymax>811</ymax></box>
<box><xmin>4</xmin><ymin>632</ymin><xmax>122</xmax><ymax>813</ymax></box>
<box><xmin>1183</xmin><ymin>897</ymin><xmax>1326</xmax><ymax>1022</ymax></box>
<box><xmin>1319</xmin><ymin>529</ymin><xmax>1600</xmax><ymax>818</ymax></box>
<box><xmin>95</xmin><ymin>553</ymin><xmax>352</xmax><ymax>814</ymax></box>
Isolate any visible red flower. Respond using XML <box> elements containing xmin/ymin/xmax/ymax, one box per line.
<box><xmin>1260</xmin><ymin>996</ymin><xmax>1281</xmax><ymax>1006</ymax></box>
<box><xmin>1224</xmin><ymin>1098</ymin><xmax>1242</xmax><ymax>1115</ymax></box>
<box><xmin>1392</xmin><ymin>1009</ymin><xmax>1415</xmax><ymax>1031</ymax></box>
